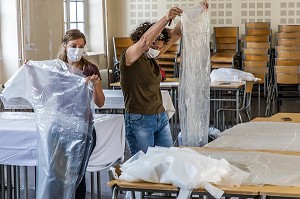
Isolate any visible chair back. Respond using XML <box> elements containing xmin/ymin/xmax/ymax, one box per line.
<box><xmin>112</xmin><ymin>37</ymin><xmax>133</xmax><ymax>65</ymax></box>
<box><xmin>213</xmin><ymin>27</ymin><xmax>239</xmax><ymax>54</ymax></box>
<box><xmin>112</xmin><ymin>37</ymin><xmax>133</xmax><ymax>82</ymax></box>
<box><xmin>156</xmin><ymin>42</ymin><xmax>180</xmax><ymax>78</ymax></box>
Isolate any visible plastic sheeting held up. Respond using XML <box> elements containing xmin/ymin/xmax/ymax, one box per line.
<box><xmin>179</xmin><ymin>5</ymin><xmax>211</xmax><ymax>146</ymax></box>
<box><xmin>2</xmin><ymin>59</ymin><xmax>94</xmax><ymax>199</ymax></box>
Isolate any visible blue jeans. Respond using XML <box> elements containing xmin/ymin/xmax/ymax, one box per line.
<box><xmin>125</xmin><ymin>111</ymin><xmax>173</xmax><ymax>156</ymax></box>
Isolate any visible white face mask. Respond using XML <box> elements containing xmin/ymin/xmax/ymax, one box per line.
<box><xmin>145</xmin><ymin>48</ymin><xmax>160</xmax><ymax>59</ymax></box>
<box><xmin>67</xmin><ymin>48</ymin><xmax>84</xmax><ymax>62</ymax></box>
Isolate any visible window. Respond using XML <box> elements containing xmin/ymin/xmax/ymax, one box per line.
<box><xmin>63</xmin><ymin>0</ymin><xmax>106</xmax><ymax>54</ymax></box>
<box><xmin>63</xmin><ymin>0</ymin><xmax>86</xmax><ymax>34</ymax></box>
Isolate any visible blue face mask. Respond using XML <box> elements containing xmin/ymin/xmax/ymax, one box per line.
<box><xmin>67</xmin><ymin>48</ymin><xmax>84</xmax><ymax>62</ymax></box>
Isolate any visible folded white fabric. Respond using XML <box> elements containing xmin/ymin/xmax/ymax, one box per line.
<box><xmin>119</xmin><ymin>147</ymin><xmax>250</xmax><ymax>199</ymax></box>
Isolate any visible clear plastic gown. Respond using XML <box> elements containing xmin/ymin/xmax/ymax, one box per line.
<box><xmin>179</xmin><ymin>5</ymin><xmax>210</xmax><ymax>146</ymax></box>
<box><xmin>2</xmin><ymin>59</ymin><xmax>94</xmax><ymax>199</ymax></box>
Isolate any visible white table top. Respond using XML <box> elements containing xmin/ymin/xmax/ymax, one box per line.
<box><xmin>205</xmin><ymin>121</ymin><xmax>300</xmax><ymax>152</ymax></box>
<box><xmin>0</xmin><ymin>112</ymin><xmax>125</xmax><ymax>172</ymax></box>
<box><xmin>0</xmin><ymin>90</ymin><xmax>175</xmax><ymax>118</ymax></box>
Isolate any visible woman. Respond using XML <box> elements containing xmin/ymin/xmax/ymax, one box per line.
<box><xmin>119</xmin><ymin>2</ymin><xmax>209</xmax><ymax>156</ymax></box>
<box><xmin>57</xmin><ymin>29</ymin><xmax>105</xmax><ymax>199</ymax></box>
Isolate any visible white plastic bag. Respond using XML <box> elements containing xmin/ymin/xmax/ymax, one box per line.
<box><xmin>210</xmin><ymin>68</ymin><xmax>260</xmax><ymax>82</ymax></box>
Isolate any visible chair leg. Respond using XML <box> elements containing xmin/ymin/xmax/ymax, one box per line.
<box><xmin>216</xmin><ymin>110</ymin><xmax>220</xmax><ymax>130</ymax></box>
<box><xmin>239</xmin><ymin>113</ymin><xmax>243</xmax><ymax>123</ymax></box>
<box><xmin>246</xmin><ymin>109</ymin><xmax>251</xmax><ymax>121</ymax></box>
<box><xmin>112</xmin><ymin>187</ymin><xmax>119</xmax><ymax>199</ymax></box>
<box><xmin>222</xmin><ymin>111</ymin><xmax>225</xmax><ymax>131</ymax></box>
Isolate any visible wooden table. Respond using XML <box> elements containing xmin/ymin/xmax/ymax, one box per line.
<box><xmin>107</xmin><ymin>145</ymin><xmax>300</xmax><ymax>199</ymax></box>
<box><xmin>260</xmin><ymin>185</ymin><xmax>300</xmax><ymax>198</ymax></box>
<box><xmin>108</xmin><ymin>179</ymin><xmax>261</xmax><ymax>199</ymax></box>
<box><xmin>251</xmin><ymin>113</ymin><xmax>300</xmax><ymax>123</ymax></box>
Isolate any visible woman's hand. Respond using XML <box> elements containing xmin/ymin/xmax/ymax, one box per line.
<box><xmin>86</xmin><ymin>74</ymin><xmax>100</xmax><ymax>86</ymax></box>
<box><xmin>201</xmin><ymin>0</ymin><xmax>209</xmax><ymax>10</ymax></box>
<box><xmin>166</xmin><ymin>7</ymin><xmax>183</xmax><ymax>22</ymax></box>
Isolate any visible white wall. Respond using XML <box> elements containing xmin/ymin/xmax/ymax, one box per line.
<box><xmin>105</xmin><ymin>0</ymin><xmax>300</xmax><ymax>68</ymax></box>
<box><xmin>23</xmin><ymin>0</ymin><xmax>63</xmax><ymax>61</ymax></box>
<box><xmin>0</xmin><ymin>0</ymin><xmax>20</xmax><ymax>84</ymax></box>
<box><xmin>0</xmin><ymin>0</ymin><xmax>63</xmax><ymax>84</ymax></box>
<box><xmin>2</xmin><ymin>0</ymin><xmax>300</xmax><ymax>84</ymax></box>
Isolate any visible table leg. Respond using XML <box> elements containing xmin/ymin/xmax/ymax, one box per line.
<box><xmin>236</xmin><ymin>89</ymin><xmax>240</xmax><ymax>124</ymax></box>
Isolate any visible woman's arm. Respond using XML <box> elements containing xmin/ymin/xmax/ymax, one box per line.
<box><xmin>125</xmin><ymin>7</ymin><xmax>183</xmax><ymax>66</ymax></box>
<box><xmin>87</xmin><ymin>74</ymin><xmax>105</xmax><ymax>108</ymax></box>
<box><xmin>159</xmin><ymin>0</ymin><xmax>209</xmax><ymax>55</ymax></box>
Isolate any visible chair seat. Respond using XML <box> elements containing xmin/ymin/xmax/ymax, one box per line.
<box><xmin>211</xmin><ymin>63</ymin><xmax>233</xmax><ymax>69</ymax></box>
<box><xmin>211</xmin><ymin>53</ymin><xmax>236</xmax><ymax>63</ymax></box>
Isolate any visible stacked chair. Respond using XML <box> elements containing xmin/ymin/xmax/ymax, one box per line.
<box><xmin>210</xmin><ymin>27</ymin><xmax>240</xmax><ymax>70</ymax></box>
<box><xmin>270</xmin><ymin>25</ymin><xmax>300</xmax><ymax>113</ymax></box>
<box><xmin>242</xmin><ymin>22</ymin><xmax>272</xmax><ymax>98</ymax></box>
<box><xmin>112</xmin><ymin>37</ymin><xmax>133</xmax><ymax>82</ymax></box>
<box><xmin>156</xmin><ymin>43</ymin><xmax>181</xmax><ymax>78</ymax></box>
<box><xmin>112</xmin><ymin>37</ymin><xmax>180</xmax><ymax>80</ymax></box>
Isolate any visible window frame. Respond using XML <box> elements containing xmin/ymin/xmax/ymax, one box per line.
<box><xmin>63</xmin><ymin>0</ymin><xmax>88</xmax><ymax>34</ymax></box>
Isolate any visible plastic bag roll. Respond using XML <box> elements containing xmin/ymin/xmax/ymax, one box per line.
<box><xmin>179</xmin><ymin>5</ymin><xmax>211</xmax><ymax>146</ymax></box>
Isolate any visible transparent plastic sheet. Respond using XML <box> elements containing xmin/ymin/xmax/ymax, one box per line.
<box><xmin>0</xmin><ymin>111</ymin><xmax>35</xmax><ymax>120</ymax></box>
<box><xmin>197</xmin><ymin>149</ymin><xmax>300</xmax><ymax>187</ymax></box>
<box><xmin>210</xmin><ymin>68</ymin><xmax>260</xmax><ymax>82</ymax></box>
<box><xmin>118</xmin><ymin>147</ymin><xmax>250</xmax><ymax>199</ymax></box>
<box><xmin>205</xmin><ymin>122</ymin><xmax>300</xmax><ymax>151</ymax></box>
<box><xmin>179</xmin><ymin>5</ymin><xmax>210</xmax><ymax>147</ymax></box>
<box><xmin>2</xmin><ymin>59</ymin><xmax>94</xmax><ymax>199</ymax></box>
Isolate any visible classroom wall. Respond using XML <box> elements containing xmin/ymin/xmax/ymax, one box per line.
<box><xmin>24</xmin><ymin>0</ymin><xmax>64</xmax><ymax>61</ymax></box>
<box><xmin>1</xmin><ymin>0</ymin><xmax>300</xmax><ymax>84</ymax></box>
<box><xmin>108</xmin><ymin>0</ymin><xmax>300</xmax><ymax>36</ymax></box>
<box><xmin>106</xmin><ymin>0</ymin><xmax>300</xmax><ymax>70</ymax></box>
<box><xmin>0</xmin><ymin>0</ymin><xmax>19</xmax><ymax>84</ymax></box>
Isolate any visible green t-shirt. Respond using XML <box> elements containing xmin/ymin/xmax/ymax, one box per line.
<box><xmin>119</xmin><ymin>51</ymin><xmax>165</xmax><ymax>114</ymax></box>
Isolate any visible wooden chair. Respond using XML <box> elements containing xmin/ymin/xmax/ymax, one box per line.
<box><xmin>112</xmin><ymin>37</ymin><xmax>133</xmax><ymax>82</ymax></box>
<box><xmin>245</xmin><ymin>42</ymin><xmax>270</xmax><ymax>49</ymax></box>
<box><xmin>266</xmin><ymin>25</ymin><xmax>300</xmax><ymax>115</ymax></box>
<box><xmin>275</xmin><ymin>58</ymin><xmax>300</xmax><ymax>66</ymax></box>
<box><xmin>211</xmin><ymin>27</ymin><xmax>239</xmax><ymax>69</ymax></box>
<box><xmin>275</xmin><ymin>46</ymin><xmax>300</xmax><ymax>51</ymax></box>
<box><xmin>276</xmin><ymin>32</ymin><xmax>300</xmax><ymax>39</ymax></box>
<box><xmin>245</xmin><ymin>22</ymin><xmax>271</xmax><ymax>29</ymax></box>
<box><xmin>156</xmin><ymin>43</ymin><xmax>180</xmax><ymax>78</ymax></box>
<box><xmin>275</xmin><ymin>65</ymin><xmax>300</xmax><ymax>98</ymax></box>
<box><xmin>273</xmin><ymin>64</ymin><xmax>300</xmax><ymax>112</ymax></box>
<box><xmin>244</xmin><ymin>35</ymin><xmax>269</xmax><ymax>43</ymax></box>
<box><xmin>243</xmin><ymin>48</ymin><xmax>269</xmax><ymax>55</ymax></box>
<box><xmin>276</xmin><ymin>50</ymin><xmax>300</xmax><ymax>59</ymax></box>
<box><xmin>217</xmin><ymin>81</ymin><xmax>254</xmax><ymax>131</ymax></box>
<box><xmin>275</xmin><ymin>66</ymin><xmax>300</xmax><ymax>85</ymax></box>
<box><xmin>278</xmin><ymin>25</ymin><xmax>300</xmax><ymax>33</ymax></box>
<box><xmin>243</xmin><ymin>54</ymin><xmax>269</xmax><ymax>61</ymax></box>
<box><xmin>243</xmin><ymin>60</ymin><xmax>268</xmax><ymax>96</ymax></box>
<box><xmin>245</xmin><ymin>22</ymin><xmax>271</xmax><ymax>39</ymax></box>
<box><xmin>242</xmin><ymin>23</ymin><xmax>272</xmax><ymax>100</ymax></box>
<box><xmin>277</xmin><ymin>39</ymin><xmax>300</xmax><ymax>46</ymax></box>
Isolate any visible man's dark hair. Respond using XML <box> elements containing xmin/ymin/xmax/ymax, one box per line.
<box><xmin>130</xmin><ymin>22</ymin><xmax>171</xmax><ymax>45</ymax></box>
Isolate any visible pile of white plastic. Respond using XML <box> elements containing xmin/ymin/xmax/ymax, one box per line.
<box><xmin>117</xmin><ymin>147</ymin><xmax>250</xmax><ymax>199</ymax></box>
